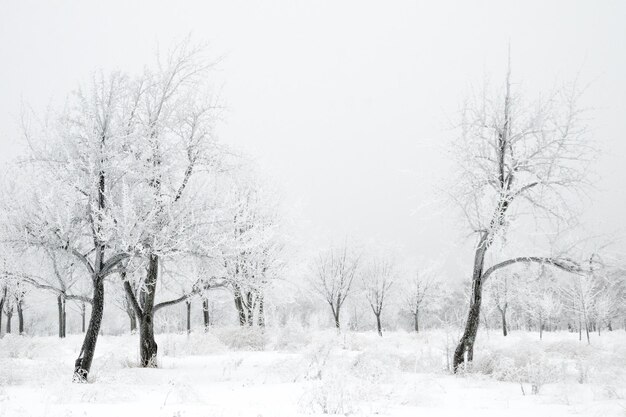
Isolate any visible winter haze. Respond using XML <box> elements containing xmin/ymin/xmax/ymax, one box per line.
<box><xmin>0</xmin><ymin>1</ymin><xmax>626</xmax><ymax>417</ymax></box>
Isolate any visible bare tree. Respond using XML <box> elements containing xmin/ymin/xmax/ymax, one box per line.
<box><xmin>450</xmin><ymin>53</ymin><xmax>595</xmax><ymax>371</ymax></box>
<box><xmin>560</xmin><ymin>258</ymin><xmax>601</xmax><ymax>344</ymax></box>
<box><xmin>486</xmin><ymin>271</ymin><xmax>512</xmax><ymax>336</ymax></box>
<box><xmin>310</xmin><ymin>243</ymin><xmax>360</xmax><ymax>330</ymax></box>
<box><xmin>361</xmin><ymin>256</ymin><xmax>395</xmax><ymax>336</ymax></box>
<box><xmin>403</xmin><ymin>270</ymin><xmax>436</xmax><ymax>333</ymax></box>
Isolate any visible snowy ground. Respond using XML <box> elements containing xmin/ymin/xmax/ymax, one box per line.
<box><xmin>1</xmin><ymin>328</ymin><xmax>625</xmax><ymax>417</ymax></box>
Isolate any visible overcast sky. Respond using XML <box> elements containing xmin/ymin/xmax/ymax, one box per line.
<box><xmin>1</xmin><ymin>1</ymin><xmax>625</xmax><ymax>276</ymax></box>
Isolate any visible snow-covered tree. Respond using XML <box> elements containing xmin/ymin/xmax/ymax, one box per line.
<box><xmin>450</xmin><ymin>55</ymin><xmax>595</xmax><ymax>370</ymax></box>
<box><xmin>403</xmin><ymin>268</ymin><xmax>438</xmax><ymax>333</ymax></box>
<box><xmin>310</xmin><ymin>243</ymin><xmax>360</xmax><ymax>330</ymax></box>
<box><xmin>361</xmin><ymin>255</ymin><xmax>395</xmax><ymax>336</ymax></box>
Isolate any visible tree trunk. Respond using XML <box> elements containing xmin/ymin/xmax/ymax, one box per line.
<box><xmin>73</xmin><ymin>277</ymin><xmax>105</xmax><ymax>382</ymax></box>
<box><xmin>81</xmin><ymin>302</ymin><xmax>86</xmax><ymax>333</ymax></box>
<box><xmin>139</xmin><ymin>313</ymin><xmax>158</xmax><ymax>367</ymax></box>
<box><xmin>0</xmin><ymin>296</ymin><xmax>4</xmax><ymax>338</ymax></box>
<box><xmin>202</xmin><ymin>297</ymin><xmax>210</xmax><ymax>330</ymax></box>
<box><xmin>129</xmin><ymin>310</ymin><xmax>137</xmax><ymax>333</ymax></box>
<box><xmin>333</xmin><ymin>304</ymin><xmax>341</xmax><ymax>329</ymax></box>
<box><xmin>58</xmin><ymin>294</ymin><xmax>66</xmax><ymax>338</ymax></box>
<box><xmin>376</xmin><ymin>313</ymin><xmax>382</xmax><ymax>336</ymax></box>
<box><xmin>257</xmin><ymin>294</ymin><xmax>265</xmax><ymax>328</ymax></box>
<box><xmin>578</xmin><ymin>320</ymin><xmax>582</xmax><ymax>341</ymax></box>
<box><xmin>414</xmin><ymin>307</ymin><xmax>419</xmax><ymax>333</ymax></box>
<box><xmin>539</xmin><ymin>319</ymin><xmax>543</xmax><ymax>340</ymax></box>
<box><xmin>126</xmin><ymin>293</ymin><xmax>137</xmax><ymax>333</ymax></box>
<box><xmin>245</xmin><ymin>292</ymin><xmax>254</xmax><ymax>326</ymax></box>
<box><xmin>234</xmin><ymin>290</ymin><xmax>246</xmax><ymax>326</ymax></box>
<box><xmin>5</xmin><ymin>308</ymin><xmax>12</xmax><ymax>334</ymax></box>
<box><xmin>453</xmin><ymin>233</ymin><xmax>489</xmax><ymax>372</ymax></box>
<box><xmin>500</xmin><ymin>307</ymin><xmax>508</xmax><ymax>336</ymax></box>
<box><xmin>186</xmin><ymin>300</ymin><xmax>191</xmax><ymax>334</ymax></box>
<box><xmin>17</xmin><ymin>300</ymin><xmax>24</xmax><ymax>335</ymax></box>
<box><xmin>138</xmin><ymin>253</ymin><xmax>159</xmax><ymax>367</ymax></box>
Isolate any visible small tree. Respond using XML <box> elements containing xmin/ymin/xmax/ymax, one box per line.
<box><xmin>403</xmin><ymin>269</ymin><xmax>436</xmax><ymax>333</ymax></box>
<box><xmin>361</xmin><ymin>256</ymin><xmax>395</xmax><ymax>336</ymax></box>
<box><xmin>310</xmin><ymin>243</ymin><xmax>360</xmax><ymax>330</ymax></box>
<box><xmin>486</xmin><ymin>271</ymin><xmax>514</xmax><ymax>336</ymax></box>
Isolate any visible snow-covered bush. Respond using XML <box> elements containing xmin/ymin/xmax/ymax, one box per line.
<box><xmin>214</xmin><ymin>326</ymin><xmax>268</xmax><ymax>351</ymax></box>
<box><xmin>271</xmin><ymin>320</ymin><xmax>312</xmax><ymax>351</ymax></box>
<box><xmin>351</xmin><ymin>348</ymin><xmax>400</xmax><ymax>383</ymax></box>
<box><xmin>0</xmin><ymin>334</ymin><xmax>41</xmax><ymax>359</ymax></box>
<box><xmin>299</xmin><ymin>367</ymin><xmax>357</xmax><ymax>415</ymax></box>
<box><xmin>473</xmin><ymin>343</ymin><xmax>565</xmax><ymax>394</ymax></box>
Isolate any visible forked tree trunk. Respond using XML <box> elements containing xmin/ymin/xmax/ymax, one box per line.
<box><xmin>332</xmin><ymin>304</ymin><xmax>341</xmax><ymax>329</ymax></box>
<box><xmin>73</xmin><ymin>277</ymin><xmax>105</xmax><ymax>382</ymax></box>
<box><xmin>16</xmin><ymin>300</ymin><xmax>24</xmax><ymax>335</ymax></box>
<box><xmin>500</xmin><ymin>307</ymin><xmax>508</xmax><ymax>336</ymax></box>
<box><xmin>453</xmin><ymin>233</ymin><xmax>489</xmax><ymax>371</ymax></box>
<box><xmin>202</xmin><ymin>298</ymin><xmax>210</xmax><ymax>330</ymax></box>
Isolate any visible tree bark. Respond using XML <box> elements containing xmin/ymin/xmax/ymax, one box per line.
<box><xmin>376</xmin><ymin>313</ymin><xmax>382</xmax><ymax>336</ymax></box>
<box><xmin>453</xmin><ymin>232</ymin><xmax>489</xmax><ymax>371</ymax></box>
<box><xmin>5</xmin><ymin>308</ymin><xmax>12</xmax><ymax>334</ymax></box>
<box><xmin>500</xmin><ymin>307</ymin><xmax>508</xmax><ymax>336</ymax></box>
<box><xmin>202</xmin><ymin>297</ymin><xmax>210</xmax><ymax>330</ymax></box>
<box><xmin>0</xmin><ymin>295</ymin><xmax>4</xmax><ymax>338</ymax></box>
<box><xmin>245</xmin><ymin>292</ymin><xmax>254</xmax><ymax>326</ymax></box>
<box><xmin>16</xmin><ymin>300</ymin><xmax>24</xmax><ymax>335</ymax></box>
<box><xmin>81</xmin><ymin>302</ymin><xmax>86</xmax><ymax>333</ymax></box>
<box><xmin>58</xmin><ymin>294</ymin><xmax>66</xmax><ymax>338</ymax></box>
<box><xmin>73</xmin><ymin>277</ymin><xmax>105</xmax><ymax>382</ymax></box>
<box><xmin>257</xmin><ymin>294</ymin><xmax>265</xmax><ymax>328</ymax></box>
<box><xmin>234</xmin><ymin>289</ymin><xmax>246</xmax><ymax>326</ymax></box>
<box><xmin>129</xmin><ymin>311</ymin><xmax>137</xmax><ymax>333</ymax></box>
<box><xmin>186</xmin><ymin>300</ymin><xmax>191</xmax><ymax>334</ymax></box>
<box><xmin>126</xmin><ymin>292</ymin><xmax>137</xmax><ymax>333</ymax></box>
<box><xmin>138</xmin><ymin>254</ymin><xmax>159</xmax><ymax>367</ymax></box>
<box><xmin>333</xmin><ymin>304</ymin><xmax>341</xmax><ymax>329</ymax></box>
<box><xmin>414</xmin><ymin>307</ymin><xmax>419</xmax><ymax>333</ymax></box>
<box><xmin>139</xmin><ymin>313</ymin><xmax>158</xmax><ymax>367</ymax></box>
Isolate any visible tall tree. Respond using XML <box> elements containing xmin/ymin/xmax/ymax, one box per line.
<box><xmin>450</xmin><ymin>55</ymin><xmax>594</xmax><ymax>371</ymax></box>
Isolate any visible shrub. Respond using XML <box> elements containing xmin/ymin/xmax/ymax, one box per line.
<box><xmin>214</xmin><ymin>326</ymin><xmax>267</xmax><ymax>351</ymax></box>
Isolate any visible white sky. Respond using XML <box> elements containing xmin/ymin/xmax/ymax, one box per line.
<box><xmin>1</xmin><ymin>1</ymin><xmax>625</xmax><ymax>277</ymax></box>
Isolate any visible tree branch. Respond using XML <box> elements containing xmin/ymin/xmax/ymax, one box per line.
<box><xmin>482</xmin><ymin>256</ymin><xmax>587</xmax><ymax>283</ymax></box>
